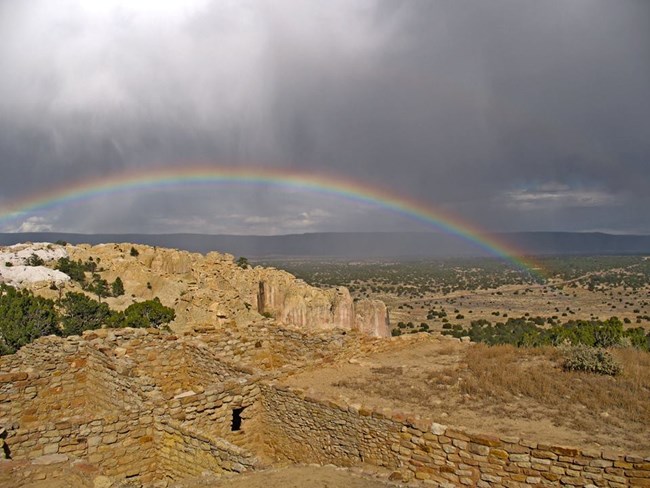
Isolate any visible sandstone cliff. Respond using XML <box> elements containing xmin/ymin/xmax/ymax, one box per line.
<box><xmin>3</xmin><ymin>242</ymin><xmax>389</xmax><ymax>337</ymax></box>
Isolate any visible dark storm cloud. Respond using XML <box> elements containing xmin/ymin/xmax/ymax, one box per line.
<box><xmin>0</xmin><ymin>0</ymin><xmax>648</xmax><ymax>233</ymax></box>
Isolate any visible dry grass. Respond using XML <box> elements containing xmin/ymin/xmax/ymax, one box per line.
<box><xmin>459</xmin><ymin>344</ymin><xmax>564</xmax><ymax>402</ymax></box>
<box><xmin>370</xmin><ymin>366</ymin><xmax>403</xmax><ymax>375</ymax></box>
<box><xmin>329</xmin><ymin>342</ymin><xmax>650</xmax><ymax>453</ymax></box>
<box><xmin>459</xmin><ymin>344</ymin><xmax>650</xmax><ymax>428</ymax></box>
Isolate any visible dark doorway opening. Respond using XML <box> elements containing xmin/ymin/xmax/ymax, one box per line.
<box><xmin>1</xmin><ymin>431</ymin><xmax>10</xmax><ymax>460</ymax></box>
<box><xmin>231</xmin><ymin>407</ymin><xmax>244</xmax><ymax>431</ymax></box>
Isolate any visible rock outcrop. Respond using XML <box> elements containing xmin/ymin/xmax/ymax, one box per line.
<box><xmin>0</xmin><ymin>243</ymin><xmax>71</xmax><ymax>288</ymax></box>
<box><xmin>3</xmin><ymin>242</ymin><xmax>389</xmax><ymax>337</ymax></box>
<box><xmin>255</xmin><ymin>277</ymin><xmax>388</xmax><ymax>337</ymax></box>
<box><xmin>0</xmin><ymin>265</ymin><xmax>70</xmax><ymax>288</ymax></box>
<box><xmin>0</xmin><ymin>242</ymin><xmax>68</xmax><ymax>266</ymax></box>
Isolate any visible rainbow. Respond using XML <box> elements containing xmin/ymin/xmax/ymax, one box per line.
<box><xmin>0</xmin><ymin>165</ymin><xmax>544</xmax><ymax>276</ymax></box>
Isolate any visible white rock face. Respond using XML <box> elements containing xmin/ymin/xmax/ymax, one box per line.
<box><xmin>0</xmin><ymin>242</ymin><xmax>68</xmax><ymax>266</ymax></box>
<box><xmin>0</xmin><ymin>242</ymin><xmax>70</xmax><ymax>287</ymax></box>
<box><xmin>0</xmin><ymin>265</ymin><xmax>71</xmax><ymax>288</ymax></box>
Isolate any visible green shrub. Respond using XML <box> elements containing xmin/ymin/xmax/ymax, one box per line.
<box><xmin>130</xmin><ymin>247</ymin><xmax>139</xmax><ymax>257</ymax></box>
<box><xmin>0</xmin><ymin>285</ymin><xmax>59</xmax><ymax>354</ymax></box>
<box><xmin>25</xmin><ymin>253</ymin><xmax>45</xmax><ymax>266</ymax></box>
<box><xmin>88</xmin><ymin>275</ymin><xmax>109</xmax><ymax>301</ymax></box>
<box><xmin>0</xmin><ymin>284</ymin><xmax>176</xmax><ymax>355</ymax></box>
<box><xmin>111</xmin><ymin>277</ymin><xmax>125</xmax><ymax>297</ymax></box>
<box><xmin>60</xmin><ymin>292</ymin><xmax>115</xmax><ymax>336</ymax></box>
<box><xmin>120</xmin><ymin>297</ymin><xmax>175</xmax><ymax>329</ymax></box>
<box><xmin>55</xmin><ymin>257</ymin><xmax>95</xmax><ymax>284</ymax></box>
<box><xmin>562</xmin><ymin>344</ymin><xmax>621</xmax><ymax>376</ymax></box>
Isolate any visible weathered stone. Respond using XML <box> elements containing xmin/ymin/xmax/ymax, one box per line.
<box><xmin>430</xmin><ymin>423</ymin><xmax>447</xmax><ymax>435</ymax></box>
<box><xmin>32</xmin><ymin>454</ymin><xmax>69</xmax><ymax>465</ymax></box>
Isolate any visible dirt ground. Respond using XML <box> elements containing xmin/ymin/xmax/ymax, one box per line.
<box><xmin>179</xmin><ymin>466</ymin><xmax>399</xmax><ymax>488</ymax></box>
<box><xmin>0</xmin><ymin>465</ymin><xmax>399</xmax><ymax>488</ymax></box>
<box><xmin>281</xmin><ymin>335</ymin><xmax>650</xmax><ymax>456</ymax></box>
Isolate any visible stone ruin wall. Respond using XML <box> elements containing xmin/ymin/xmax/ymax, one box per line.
<box><xmin>2</xmin><ymin>329</ymin><xmax>650</xmax><ymax>487</ymax></box>
<box><xmin>155</xmin><ymin>420</ymin><xmax>258</xmax><ymax>481</ymax></box>
<box><xmin>1</xmin><ymin>336</ymin><xmax>157</xmax><ymax>483</ymax></box>
<box><xmin>0</xmin><ymin>329</ymin><xmax>263</xmax><ymax>486</ymax></box>
<box><xmin>187</xmin><ymin>320</ymin><xmax>402</xmax><ymax>372</ymax></box>
<box><xmin>261</xmin><ymin>385</ymin><xmax>650</xmax><ymax>487</ymax></box>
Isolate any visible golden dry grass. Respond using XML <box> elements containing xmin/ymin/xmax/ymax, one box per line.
<box><xmin>459</xmin><ymin>344</ymin><xmax>650</xmax><ymax>428</ymax></box>
<box><xmin>329</xmin><ymin>342</ymin><xmax>650</xmax><ymax>453</ymax></box>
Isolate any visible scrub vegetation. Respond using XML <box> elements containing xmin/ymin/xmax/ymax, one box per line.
<box><xmin>259</xmin><ymin>255</ymin><xmax>650</xmax><ymax>339</ymax></box>
<box><xmin>0</xmin><ymin>284</ymin><xmax>175</xmax><ymax>355</ymax></box>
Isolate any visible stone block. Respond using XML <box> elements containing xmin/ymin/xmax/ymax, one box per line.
<box><xmin>430</xmin><ymin>423</ymin><xmax>447</xmax><ymax>435</ymax></box>
<box><xmin>468</xmin><ymin>443</ymin><xmax>490</xmax><ymax>456</ymax></box>
<box><xmin>42</xmin><ymin>443</ymin><xmax>59</xmax><ymax>455</ymax></box>
<box><xmin>32</xmin><ymin>454</ymin><xmax>68</xmax><ymax>465</ymax></box>
<box><xmin>489</xmin><ymin>449</ymin><xmax>509</xmax><ymax>460</ymax></box>
<box><xmin>102</xmin><ymin>433</ymin><xmax>118</xmax><ymax>444</ymax></box>
<box><xmin>471</xmin><ymin>434</ymin><xmax>501</xmax><ymax>447</ymax></box>
<box><xmin>446</xmin><ymin>430</ymin><xmax>470</xmax><ymax>442</ymax></box>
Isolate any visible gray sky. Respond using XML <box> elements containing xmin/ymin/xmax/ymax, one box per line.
<box><xmin>1</xmin><ymin>0</ymin><xmax>649</xmax><ymax>235</ymax></box>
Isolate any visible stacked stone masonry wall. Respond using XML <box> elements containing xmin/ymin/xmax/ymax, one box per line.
<box><xmin>155</xmin><ymin>420</ymin><xmax>258</xmax><ymax>481</ymax></box>
<box><xmin>167</xmin><ymin>380</ymin><xmax>262</xmax><ymax>447</ymax></box>
<box><xmin>261</xmin><ymin>385</ymin><xmax>650</xmax><ymax>487</ymax></box>
<box><xmin>0</xmin><ymin>329</ymin><xmax>261</xmax><ymax>485</ymax></box>
<box><xmin>84</xmin><ymin>346</ymin><xmax>147</xmax><ymax>413</ymax></box>
<box><xmin>1</xmin><ymin>338</ymin><xmax>90</xmax><ymax>422</ymax></box>
<box><xmin>3</xmin><ymin>329</ymin><xmax>650</xmax><ymax>487</ymax></box>
<box><xmin>188</xmin><ymin>321</ymin><xmax>430</xmax><ymax>374</ymax></box>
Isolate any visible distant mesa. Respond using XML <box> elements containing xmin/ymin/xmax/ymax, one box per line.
<box><xmin>2</xmin><ymin>231</ymin><xmax>649</xmax><ymax>258</ymax></box>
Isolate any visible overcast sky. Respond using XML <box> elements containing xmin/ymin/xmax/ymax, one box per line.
<box><xmin>0</xmin><ymin>0</ymin><xmax>649</xmax><ymax>235</ymax></box>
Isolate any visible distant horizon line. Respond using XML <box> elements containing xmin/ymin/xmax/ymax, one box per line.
<box><xmin>1</xmin><ymin>230</ymin><xmax>649</xmax><ymax>237</ymax></box>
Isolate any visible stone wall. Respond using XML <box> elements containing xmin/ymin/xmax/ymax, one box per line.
<box><xmin>4</xmin><ymin>328</ymin><xmax>650</xmax><ymax>487</ymax></box>
<box><xmin>187</xmin><ymin>321</ymin><xmax>423</xmax><ymax>374</ymax></box>
<box><xmin>1</xmin><ymin>337</ymin><xmax>90</xmax><ymax>423</ymax></box>
<box><xmin>170</xmin><ymin>382</ymin><xmax>259</xmax><ymax>432</ymax></box>
<box><xmin>155</xmin><ymin>420</ymin><xmax>258</xmax><ymax>481</ymax></box>
<box><xmin>261</xmin><ymin>385</ymin><xmax>650</xmax><ymax>487</ymax></box>
<box><xmin>3</xmin><ymin>412</ymin><xmax>157</xmax><ymax>478</ymax></box>
<box><xmin>0</xmin><ymin>329</ymin><xmax>263</xmax><ymax>486</ymax></box>
<box><xmin>0</xmin><ymin>334</ymin><xmax>159</xmax><ymax>482</ymax></box>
